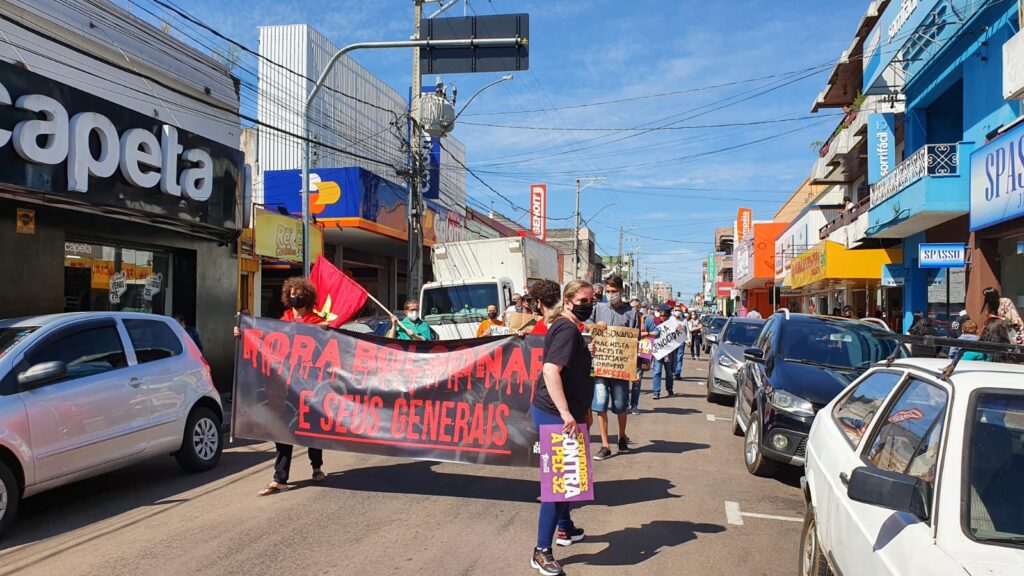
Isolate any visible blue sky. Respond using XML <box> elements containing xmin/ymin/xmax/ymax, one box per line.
<box><xmin>141</xmin><ymin>0</ymin><xmax>869</xmax><ymax>298</ymax></box>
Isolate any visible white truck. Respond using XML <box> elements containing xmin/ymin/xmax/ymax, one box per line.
<box><xmin>420</xmin><ymin>237</ymin><xmax>559</xmax><ymax>340</ymax></box>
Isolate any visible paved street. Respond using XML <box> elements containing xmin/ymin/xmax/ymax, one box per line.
<box><xmin>0</xmin><ymin>355</ymin><xmax>805</xmax><ymax>576</ymax></box>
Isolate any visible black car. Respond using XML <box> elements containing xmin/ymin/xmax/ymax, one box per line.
<box><xmin>702</xmin><ymin>316</ymin><xmax>728</xmax><ymax>354</ymax></box>
<box><xmin>732</xmin><ymin>311</ymin><xmax>903</xmax><ymax>475</ymax></box>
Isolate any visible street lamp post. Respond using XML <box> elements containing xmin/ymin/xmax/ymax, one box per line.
<box><xmin>572</xmin><ymin>175</ymin><xmax>606</xmax><ymax>279</ymax></box>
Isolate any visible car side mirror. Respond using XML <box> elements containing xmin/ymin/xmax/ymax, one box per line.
<box><xmin>706</xmin><ymin>334</ymin><xmax>719</xmax><ymax>344</ymax></box>
<box><xmin>744</xmin><ymin>348</ymin><xmax>764</xmax><ymax>363</ymax></box>
<box><xmin>17</xmin><ymin>361</ymin><xmax>68</xmax><ymax>389</ymax></box>
<box><xmin>847</xmin><ymin>466</ymin><xmax>931</xmax><ymax>520</ymax></box>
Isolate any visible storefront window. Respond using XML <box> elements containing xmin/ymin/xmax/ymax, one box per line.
<box><xmin>926</xmin><ymin>267</ymin><xmax>965</xmax><ymax>336</ymax></box>
<box><xmin>63</xmin><ymin>241</ymin><xmax>170</xmax><ymax>314</ymax></box>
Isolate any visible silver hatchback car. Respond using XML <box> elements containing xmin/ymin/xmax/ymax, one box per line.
<box><xmin>0</xmin><ymin>312</ymin><xmax>223</xmax><ymax>536</ymax></box>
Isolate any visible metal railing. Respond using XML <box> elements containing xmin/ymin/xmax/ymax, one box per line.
<box><xmin>819</xmin><ymin>196</ymin><xmax>871</xmax><ymax>239</ymax></box>
<box><xmin>869</xmin><ymin>143</ymin><xmax>959</xmax><ymax>208</ymax></box>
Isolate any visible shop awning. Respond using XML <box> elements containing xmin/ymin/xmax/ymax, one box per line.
<box><xmin>786</xmin><ymin>241</ymin><xmax>902</xmax><ymax>289</ymax></box>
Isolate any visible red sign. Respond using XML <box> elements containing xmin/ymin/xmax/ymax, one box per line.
<box><xmin>716</xmin><ymin>282</ymin><xmax>734</xmax><ymax>297</ymax></box>
<box><xmin>887</xmin><ymin>408</ymin><xmax>925</xmax><ymax>424</ymax></box>
<box><xmin>530</xmin><ymin>184</ymin><xmax>547</xmax><ymax>241</ymax></box>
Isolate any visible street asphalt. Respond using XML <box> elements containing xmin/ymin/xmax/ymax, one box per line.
<box><xmin>0</xmin><ymin>354</ymin><xmax>806</xmax><ymax>576</ymax></box>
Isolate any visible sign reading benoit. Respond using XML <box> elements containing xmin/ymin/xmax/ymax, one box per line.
<box><xmin>232</xmin><ymin>316</ymin><xmax>543</xmax><ymax>467</ymax></box>
<box><xmin>0</xmin><ymin>60</ymin><xmax>241</xmax><ymax>229</ymax></box>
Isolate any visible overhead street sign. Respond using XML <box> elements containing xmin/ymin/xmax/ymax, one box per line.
<box><xmin>420</xmin><ymin>14</ymin><xmax>529</xmax><ymax>74</ymax></box>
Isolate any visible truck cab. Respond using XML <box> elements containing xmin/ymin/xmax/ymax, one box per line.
<box><xmin>420</xmin><ymin>277</ymin><xmax>516</xmax><ymax>340</ymax></box>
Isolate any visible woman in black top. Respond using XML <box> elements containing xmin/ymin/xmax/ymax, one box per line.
<box><xmin>530</xmin><ymin>279</ymin><xmax>595</xmax><ymax>576</ymax></box>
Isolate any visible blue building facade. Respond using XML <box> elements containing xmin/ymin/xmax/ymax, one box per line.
<box><xmin>863</xmin><ymin>0</ymin><xmax>1022</xmax><ymax>330</ymax></box>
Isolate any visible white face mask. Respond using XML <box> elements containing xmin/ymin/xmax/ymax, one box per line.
<box><xmin>607</xmin><ymin>293</ymin><xmax>622</xmax><ymax>305</ymax></box>
<box><xmin>640</xmin><ymin>308</ymin><xmax>648</xmax><ymax>315</ymax></box>
<box><xmin>407</xmin><ymin>311</ymin><xmax>419</xmax><ymax>322</ymax></box>
<box><xmin>672</xmin><ymin>311</ymin><xmax>682</xmax><ymax>318</ymax></box>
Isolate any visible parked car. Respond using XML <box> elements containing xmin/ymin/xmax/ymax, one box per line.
<box><xmin>800</xmin><ymin>351</ymin><xmax>1024</xmax><ymax>576</ymax></box>
<box><xmin>706</xmin><ymin>317</ymin><xmax>765</xmax><ymax>402</ymax></box>
<box><xmin>702</xmin><ymin>316</ymin><xmax>728</xmax><ymax>354</ymax></box>
<box><xmin>732</xmin><ymin>311</ymin><xmax>902</xmax><ymax>475</ymax></box>
<box><xmin>0</xmin><ymin>312</ymin><xmax>224</xmax><ymax>537</ymax></box>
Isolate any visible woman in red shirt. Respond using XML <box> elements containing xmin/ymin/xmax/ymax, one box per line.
<box><xmin>258</xmin><ymin>277</ymin><xmax>329</xmax><ymax>496</ymax></box>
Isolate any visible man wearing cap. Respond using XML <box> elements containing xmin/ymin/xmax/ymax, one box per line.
<box><xmin>652</xmin><ymin>304</ymin><xmax>687</xmax><ymax>399</ymax></box>
<box><xmin>950</xmin><ymin>309</ymin><xmax>970</xmax><ymax>339</ymax></box>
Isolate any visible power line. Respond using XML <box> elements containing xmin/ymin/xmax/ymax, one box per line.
<box><xmin>458</xmin><ymin>113</ymin><xmax>845</xmax><ymax>131</ymax></box>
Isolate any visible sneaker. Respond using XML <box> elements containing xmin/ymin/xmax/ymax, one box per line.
<box><xmin>653</xmin><ymin>394</ymin><xmax>661</xmax><ymax>400</ymax></box>
<box><xmin>617</xmin><ymin>438</ymin><xmax>630</xmax><ymax>453</ymax></box>
<box><xmin>666</xmin><ymin>391</ymin><xmax>675</xmax><ymax>397</ymax></box>
<box><xmin>555</xmin><ymin>527</ymin><xmax>585</xmax><ymax>547</ymax></box>
<box><xmin>531</xmin><ymin>547</ymin><xmax>562</xmax><ymax>576</ymax></box>
<box><xmin>593</xmin><ymin>447</ymin><xmax>612</xmax><ymax>461</ymax></box>
<box><xmin>630</xmin><ymin>408</ymin><xmax>641</xmax><ymax>415</ymax></box>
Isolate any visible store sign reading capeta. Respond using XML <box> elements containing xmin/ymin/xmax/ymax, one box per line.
<box><xmin>0</xmin><ymin>61</ymin><xmax>242</xmax><ymax>223</ymax></box>
<box><xmin>530</xmin><ymin>184</ymin><xmax>546</xmax><ymax>241</ymax></box>
<box><xmin>918</xmin><ymin>243</ymin><xmax>966</xmax><ymax>269</ymax></box>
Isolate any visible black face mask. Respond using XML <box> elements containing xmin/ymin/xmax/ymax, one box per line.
<box><xmin>572</xmin><ymin>302</ymin><xmax>594</xmax><ymax>322</ymax></box>
<box><xmin>290</xmin><ymin>295</ymin><xmax>308</xmax><ymax>309</ymax></box>
<box><xmin>488</xmin><ymin>311</ymin><xmax>498</xmax><ymax>320</ymax></box>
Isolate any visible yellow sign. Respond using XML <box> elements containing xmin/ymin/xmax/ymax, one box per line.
<box><xmin>788</xmin><ymin>241</ymin><xmax>903</xmax><ymax>289</ymax></box>
<box><xmin>16</xmin><ymin>208</ymin><xmax>35</xmax><ymax>234</ymax></box>
<box><xmin>254</xmin><ymin>209</ymin><xmax>323</xmax><ymax>264</ymax></box>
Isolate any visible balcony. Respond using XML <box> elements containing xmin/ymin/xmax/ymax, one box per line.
<box><xmin>867</xmin><ymin>142</ymin><xmax>971</xmax><ymax>239</ymax></box>
<box><xmin>819</xmin><ymin>196</ymin><xmax>870</xmax><ymax>240</ymax></box>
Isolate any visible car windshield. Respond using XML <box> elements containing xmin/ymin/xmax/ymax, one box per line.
<box><xmin>780</xmin><ymin>321</ymin><xmax>900</xmax><ymax>369</ymax></box>
<box><xmin>421</xmin><ymin>284</ymin><xmax>498</xmax><ymax>324</ymax></box>
<box><xmin>709</xmin><ymin>317</ymin><xmax>727</xmax><ymax>330</ymax></box>
<box><xmin>723</xmin><ymin>322</ymin><xmax>764</xmax><ymax>346</ymax></box>
<box><xmin>0</xmin><ymin>326</ymin><xmax>38</xmax><ymax>360</ymax></box>
<box><xmin>966</xmin><ymin>392</ymin><xmax>1024</xmax><ymax>546</ymax></box>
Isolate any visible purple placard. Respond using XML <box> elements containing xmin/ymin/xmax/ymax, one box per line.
<box><xmin>539</xmin><ymin>424</ymin><xmax>595</xmax><ymax>503</ymax></box>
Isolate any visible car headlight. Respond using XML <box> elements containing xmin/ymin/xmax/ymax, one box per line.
<box><xmin>770</xmin><ymin>390</ymin><xmax>815</xmax><ymax>417</ymax></box>
<box><xmin>718</xmin><ymin>354</ymin><xmax>738</xmax><ymax>369</ymax></box>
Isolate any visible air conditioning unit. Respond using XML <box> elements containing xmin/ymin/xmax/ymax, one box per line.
<box><xmin>1004</xmin><ymin>30</ymin><xmax>1024</xmax><ymax>100</ymax></box>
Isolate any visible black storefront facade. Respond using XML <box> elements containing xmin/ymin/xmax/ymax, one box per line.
<box><xmin>0</xmin><ymin>60</ymin><xmax>243</xmax><ymax>390</ymax></box>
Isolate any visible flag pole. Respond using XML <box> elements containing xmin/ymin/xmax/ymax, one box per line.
<box><xmin>363</xmin><ymin>289</ymin><xmax>417</xmax><ymax>339</ymax></box>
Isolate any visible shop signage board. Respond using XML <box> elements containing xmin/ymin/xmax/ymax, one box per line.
<box><xmin>789</xmin><ymin>244</ymin><xmax>827</xmax><ymax>288</ymax></box>
<box><xmin>970</xmin><ymin>121</ymin><xmax>1024</xmax><ymax>231</ymax></box>
<box><xmin>918</xmin><ymin>243</ymin><xmax>966</xmax><ymax>268</ymax></box>
<box><xmin>530</xmin><ymin>184</ymin><xmax>547</xmax><ymax>241</ymax></box>
<box><xmin>0</xmin><ymin>61</ymin><xmax>242</xmax><ymax>231</ymax></box>
<box><xmin>882</xmin><ymin>263</ymin><xmax>907</xmax><ymax>287</ymax></box>
<box><xmin>868</xmin><ymin>113</ymin><xmax>897</xmax><ymax>184</ymax></box>
<box><xmin>716</xmin><ymin>282</ymin><xmax>734</xmax><ymax>297</ymax></box>
<box><xmin>736</xmin><ymin>207</ymin><xmax>752</xmax><ymax>242</ymax></box>
<box><xmin>253</xmin><ymin>209</ymin><xmax>324</xmax><ymax>264</ymax></box>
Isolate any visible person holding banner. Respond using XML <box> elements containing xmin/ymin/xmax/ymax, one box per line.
<box><xmin>387</xmin><ymin>299</ymin><xmax>433</xmax><ymax>341</ymax></box>
<box><xmin>530</xmin><ymin>280</ymin><xmax>595</xmax><ymax>576</ymax></box>
<box><xmin>255</xmin><ymin>277</ymin><xmax>328</xmax><ymax>496</ymax></box>
<box><xmin>631</xmin><ymin>308</ymin><xmax>659</xmax><ymax>415</ymax></box>
<box><xmin>477</xmin><ymin>304</ymin><xmax>508</xmax><ymax>337</ymax></box>
<box><xmin>652</xmin><ymin>304</ymin><xmax>687</xmax><ymax>399</ymax></box>
<box><xmin>588</xmin><ymin>275</ymin><xmax>639</xmax><ymax>460</ymax></box>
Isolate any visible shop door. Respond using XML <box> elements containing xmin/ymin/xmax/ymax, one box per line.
<box><xmin>63</xmin><ymin>241</ymin><xmax>171</xmax><ymax>315</ymax></box>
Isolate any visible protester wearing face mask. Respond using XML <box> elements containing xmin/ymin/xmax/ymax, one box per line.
<box><xmin>529</xmin><ymin>279</ymin><xmax>595</xmax><ymax>576</ymax></box>
<box><xmin>388</xmin><ymin>299</ymin><xmax>433</xmax><ymax>341</ymax></box>
<box><xmin>588</xmin><ymin>275</ymin><xmax>639</xmax><ymax>460</ymax></box>
<box><xmin>476</xmin><ymin>304</ymin><xmax>507</xmax><ymax>337</ymax></box>
<box><xmin>652</xmin><ymin>304</ymin><xmax>687</xmax><ymax>399</ymax></box>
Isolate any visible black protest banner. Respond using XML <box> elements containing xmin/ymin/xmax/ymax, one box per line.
<box><xmin>231</xmin><ymin>316</ymin><xmax>544</xmax><ymax>467</ymax></box>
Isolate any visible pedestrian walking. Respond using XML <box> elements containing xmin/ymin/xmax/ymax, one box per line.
<box><xmin>234</xmin><ymin>277</ymin><xmax>329</xmax><ymax>496</ymax></box>
<box><xmin>529</xmin><ymin>279</ymin><xmax>595</xmax><ymax>576</ymax></box>
<box><xmin>505</xmin><ymin>293</ymin><xmax>526</xmax><ymax>317</ymax></box>
<box><xmin>477</xmin><ymin>304</ymin><xmax>507</xmax><ymax>337</ymax></box>
<box><xmin>909</xmin><ymin>314</ymin><xmax>939</xmax><ymax>358</ymax></box>
<box><xmin>949</xmin><ymin>309</ymin><xmax>970</xmax><ymax>339</ymax></box>
<box><xmin>982</xmin><ymin>286</ymin><xmax>1024</xmax><ymax>344</ymax></box>
<box><xmin>963</xmin><ymin>318</ymin><xmax>1013</xmax><ymax>361</ymax></box>
<box><xmin>949</xmin><ymin>319</ymin><xmax>979</xmax><ymax>358</ymax></box>
<box><xmin>671</xmin><ymin>307</ymin><xmax>686</xmax><ymax>378</ymax></box>
<box><xmin>745</xmin><ymin>308</ymin><xmax>762</xmax><ymax>320</ymax></box>
<box><xmin>631</xmin><ymin>308</ymin><xmax>658</xmax><ymax>415</ymax></box>
<box><xmin>651</xmin><ymin>304</ymin><xmax>685</xmax><ymax>399</ymax></box>
<box><xmin>387</xmin><ymin>299</ymin><xmax>433</xmax><ymax>341</ymax></box>
<box><xmin>687</xmin><ymin>311</ymin><xmax>703</xmax><ymax>359</ymax></box>
<box><xmin>588</xmin><ymin>275</ymin><xmax>638</xmax><ymax>461</ymax></box>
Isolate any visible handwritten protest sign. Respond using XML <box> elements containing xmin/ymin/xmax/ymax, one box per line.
<box><xmin>638</xmin><ymin>337</ymin><xmax>654</xmax><ymax>360</ymax></box>
<box><xmin>591</xmin><ymin>326</ymin><xmax>639</xmax><ymax>381</ymax></box>
<box><xmin>539</xmin><ymin>424</ymin><xmax>594</xmax><ymax>503</ymax></box>
<box><xmin>651</xmin><ymin>317</ymin><xmax>686</xmax><ymax>360</ymax></box>
<box><xmin>488</xmin><ymin>325</ymin><xmax>512</xmax><ymax>336</ymax></box>
<box><xmin>505</xmin><ymin>312</ymin><xmax>535</xmax><ymax>331</ymax></box>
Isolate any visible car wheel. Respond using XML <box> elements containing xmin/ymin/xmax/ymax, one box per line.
<box><xmin>731</xmin><ymin>395</ymin><xmax>744</xmax><ymax>437</ymax></box>
<box><xmin>743</xmin><ymin>408</ymin><xmax>774</xmax><ymax>476</ymax></box>
<box><xmin>799</xmin><ymin>506</ymin><xmax>832</xmax><ymax>576</ymax></box>
<box><xmin>175</xmin><ymin>406</ymin><xmax>223</xmax><ymax>472</ymax></box>
<box><xmin>0</xmin><ymin>460</ymin><xmax>20</xmax><ymax>538</ymax></box>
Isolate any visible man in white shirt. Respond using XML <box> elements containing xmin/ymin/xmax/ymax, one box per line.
<box><xmin>746</xmin><ymin>309</ymin><xmax>763</xmax><ymax>319</ymax></box>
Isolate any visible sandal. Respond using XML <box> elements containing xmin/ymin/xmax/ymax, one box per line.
<box><xmin>257</xmin><ymin>482</ymin><xmax>291</xmax><ymax>496</ymax></box>
<box><xmin>311</xmin><ymin>469</ymin><xmax>326</xmax><ymax>482</ymax></box>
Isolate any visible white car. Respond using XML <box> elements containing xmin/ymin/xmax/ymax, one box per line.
<box><xmin>0</xmin><ymin>313</ymin><xmax>224</xmax><ymax>537</ymax></box>
<box><xmin>801</xmin><ymin>355</ymin><xmax>1024</xmax><ymax>576</ymax></box>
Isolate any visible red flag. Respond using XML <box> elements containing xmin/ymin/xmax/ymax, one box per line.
<box><xmin>310</xmin><ymin>256</ymin><xmax>369</xmax><ymax>327</ymax></box>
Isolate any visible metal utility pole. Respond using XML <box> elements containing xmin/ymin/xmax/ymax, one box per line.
<box><xmin>408</xmin><ymin>0</ymin><xmax>425</xmax><ymax>298</ymax></box>
<box><xmin>573</xmin><ymin>175</ymin><xmax>605</xmax><ymax>279</ymax></box>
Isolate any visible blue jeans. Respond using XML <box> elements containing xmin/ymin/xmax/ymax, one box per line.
<box><xmin>531</xmin><ymin>405</ymin><xmax>575</xmax><ymax>548</ymax></box>
<box><xmin>592</xmin><ymin>378</ymin><xmax>629</xmax><ymax>414</ymax></box>
<box><xmin>674</xmin><ymin>346</ymin><xmax>685</xmax><ymax>376</ymax></box>
<box><xmin>691</xmin><ymin>333</ymin><xmax>702</xmax><ymax>358</ymax></box>
<box><xmin>652</xmin><ymin>357</ymin><xmax>674</xmax><ymax>396</ymax></box>
<box><xmin>630</xmin><ymin>373</ymin><xmax>643</xmax><ymax>411</ymax></box>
